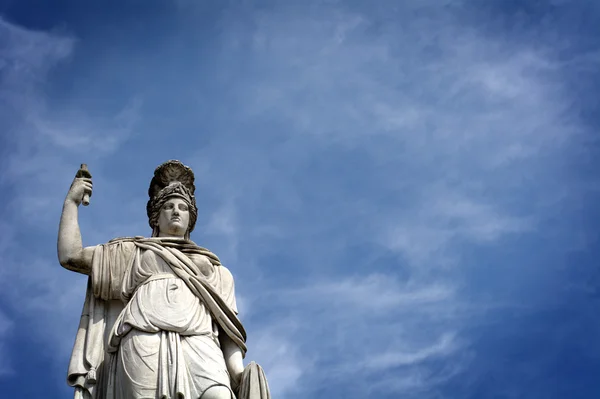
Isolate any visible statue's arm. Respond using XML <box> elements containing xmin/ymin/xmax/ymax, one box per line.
<box><xmin>57</xmin><ymin>176</ymin><xmax>95</xmax><ymax>275</ymax></box>
<box><xmin>219</xmin><ymin>331</ymin><xmax>244</xmax><ymax>391</ymax></box>
<box><xmin>217</xmin><ymin>265</ymin><xmax>244</xmax><ymax>390</ymax></box>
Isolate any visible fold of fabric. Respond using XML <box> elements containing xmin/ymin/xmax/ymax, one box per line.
<box><xmin>238</xmin><ymin>362</ymin><xmax>272</xmax><ymax>399</ymax></box>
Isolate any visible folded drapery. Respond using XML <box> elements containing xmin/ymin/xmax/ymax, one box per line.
<box><xmin>238</xmin><ymin>362</ymin><xmax>271</xmax><ymax>399</ymax></box>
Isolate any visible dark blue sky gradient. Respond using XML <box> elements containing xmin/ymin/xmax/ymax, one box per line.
<box><xmin>1</xmin><ymin>1</ymin><xmax>599</xmax><ymax>398</ymax></box>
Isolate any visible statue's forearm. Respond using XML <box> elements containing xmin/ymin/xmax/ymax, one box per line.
<box><xmin>57</xmin><ymin>200</ymin><xmax>91</xmax><ymax>274</ymax></box>
<box><xmin>220</xmin><ymin>332</ymin><xmax>244</xmax><ymax>385</ymax></box>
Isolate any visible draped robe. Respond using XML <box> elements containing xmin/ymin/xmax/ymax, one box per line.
<box><xmin>67</xmin><ymin>237</ymin><xmax>247</xmax><ymax>399</ymax></box>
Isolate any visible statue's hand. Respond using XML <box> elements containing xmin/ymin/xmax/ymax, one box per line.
<box><xmin>66</xmin><ymin>177</ymin><xmax>93</xmax><ymax>206</ymax></box>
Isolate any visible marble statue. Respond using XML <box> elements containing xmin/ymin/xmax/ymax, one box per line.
<box><xmin>58</xmin><ymin>160</ymin><xmax>270</xmax><ymax>399</ymax></box>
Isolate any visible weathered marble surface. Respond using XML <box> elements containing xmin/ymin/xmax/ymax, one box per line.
<box><xmin>58</xmin><ymin>160</ymin><xmax>270</xmax><ymax>399</ymax></box>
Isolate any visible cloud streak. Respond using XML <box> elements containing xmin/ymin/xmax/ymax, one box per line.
<box><xmin>194</xmin><ymin>3</ymin><xmax>592</xmax><ymax>397</ymax></box>
<box><xmin>0</xmin><ymin>2</ymin><xmax>598</xmax><ymax>398</ymax></box>
<box><xmin>0</xmin><ymin>16</ymin><xmax>141</xmax><ymax>381</ymax></box>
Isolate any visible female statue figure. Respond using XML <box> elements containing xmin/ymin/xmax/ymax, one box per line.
<box><xmin>58</xmin><ymin>161</ymin><xmax>268</xmax><ymax>399</ymax></box>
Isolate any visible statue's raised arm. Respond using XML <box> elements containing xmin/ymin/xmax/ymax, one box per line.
<box><xmin>57</xmin><ymin>164</ymin><xmax>95</xmax><ymax>275</ymax></box>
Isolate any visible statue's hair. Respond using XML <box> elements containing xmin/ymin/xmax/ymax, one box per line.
<box><xmin>146</xmin><ymin>160</ymin><xmax>198</xmax><ymax>239</ymax></box>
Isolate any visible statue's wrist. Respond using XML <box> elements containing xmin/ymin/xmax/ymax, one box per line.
<box><xmin>64</xmin><ymin>197</ymin><xmax>79</xmax><ymax>207</ymax></box>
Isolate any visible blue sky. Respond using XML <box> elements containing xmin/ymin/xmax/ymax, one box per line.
<box><xmin>1</xmin><ymin>0</ymin><xmax>599</xmax><ymax>398</ymax></box>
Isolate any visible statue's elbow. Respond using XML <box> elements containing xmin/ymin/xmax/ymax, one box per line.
<box><xmin>58</xmin><ymin>251</ymin><xmax>81</xmax><ymax>272</ymax></box>
<box><xmin>59</xmin><ymin>252</ymin><xmax>92</xmax><ymax>275</ymax></box>
<box><xmin>57</xmin><ymin>249</ymin><xmax>69</xmax><ymax>268</ymax></box>
<box><xmin>58</xmin><ymin>254</ymin><xmax>74</xmax><ymax>270</ymax></box>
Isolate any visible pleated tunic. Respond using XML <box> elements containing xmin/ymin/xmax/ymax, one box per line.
<box><xmin>89</xmin><ymin>241</ymin><xmax>238</xmax><ymax>399</ymax></box>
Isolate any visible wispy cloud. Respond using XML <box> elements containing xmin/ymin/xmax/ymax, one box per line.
<box><xmin>0</xmin><ymin>308</ymin><xmax>14</xmax><ymax>377</ymax></box>
<box><xmin>31</xmin><ymin>97</ymin><xmax>141</xmax><ymax>153</ymax></box>
<box><xmin>364</xmin><ymin>332</ymin><xmax>458</xmax><ymax>371</ymax></box>
<box><xmin>248</xmin><ymin>325</ymin><xmax>305</xmax><ymax>397</ymax></box>
<box><xmin>206</xmin><ymin>3</ymin><xmax>581</xmax><ymax>260</ymax></box>
<box><xmin>0</xmin><ymin>17</ymin><xmax>73</xmax><ymax>103</ymax></box>
<box><xmin>384</xmin><ymin>187</ymin><xmax>533</xmax><ymax>266</ymax></box>
<box><xmin>205</xmin><ymin>198</ymin><xmax>241</xmax><ymax>262</ymax></box>
<box><xmin>194</xmin><ymin>3</ymin><xmax>589</xmax><ymax>398</ymax></box>
<box><xmin>1</xmin><ymin>17</ymin><xmax>141</xmax><ymax>219</ymax></box>
<box><xmin>1</xmin><ymin>2</ymin><xmax>597</xmax><ymax>398</ymax></box>
<box><xmin>0</xmin><ymin>16</ymin><xmax>141</xmax><ymax>371</ymax></box>
<box><xmin>285</xmin><ymin>273</ymin><xmax>455</xmax><ymax>311</ymax></box>
<box><xmin>242</xmin><ymin>273</ymin><xmax>465</xmax><ymax>397</ymax></box>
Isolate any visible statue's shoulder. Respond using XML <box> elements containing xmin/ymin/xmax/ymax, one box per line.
<box><xmin>218</xmin><ymin>264</ymin><xmax>235</xmax><ymax>283</ymax></box>
<box><xmin>182</xmin><ymin>242</ymin><xmax>222</xmax><ymax>266</ymax></box>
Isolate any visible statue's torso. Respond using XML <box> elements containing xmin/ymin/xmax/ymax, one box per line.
<box><xmin>118</xmin><ymin>249</ymin><xmax>219</xmax><ymax>336</ymax></box>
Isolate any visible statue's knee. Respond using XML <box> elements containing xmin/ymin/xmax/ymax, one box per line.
<box><xmin>202</xmin><ymin>385</ymin><xmax>232</xmax><ymax>399</ymax></box>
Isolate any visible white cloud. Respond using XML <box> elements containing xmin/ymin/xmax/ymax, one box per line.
<box><xmin>364</xmin><ymin>332</ymin><xmax>458</xmax><ymax>371</ymax></box>
<box><xmin>0</xmin><ymin>17</ymin><xmax>73</xmax><ymax>98</ymax></box>
<box><xmin>383</xmin><ymin>188</ymin><xmax>533</xmax><ymax>266</ymax></box>
<box><xmin>30</xmin><ymin>96</ymin><xmax>142</xmax><ymax>153</ymax></box>
<box><xmin>286</xmin><ymin>273</ymin><xmax>455</xmax><ymax>311</ymax></box>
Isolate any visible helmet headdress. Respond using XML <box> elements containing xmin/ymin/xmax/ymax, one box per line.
<box><xmin>147</xmin><ymin>160</ymin><xmax>198</xmax><ymax>237</ymax></box>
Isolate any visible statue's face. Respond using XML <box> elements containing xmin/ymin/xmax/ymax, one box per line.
<box><xmin>157</xmin><ymin>197</ymin><xmax>190</xmax><ymax>238</ymax></box>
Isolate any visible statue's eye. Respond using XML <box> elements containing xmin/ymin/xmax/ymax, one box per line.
<box><xmin>179</xmin><ymin>204</ymin><xmax>188</xmax><ymax>212</ymax></box>
<box><xmin>164</xmin><ymin>203</ymin><xmax>174</xmax><ymax>210</ymax></box>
